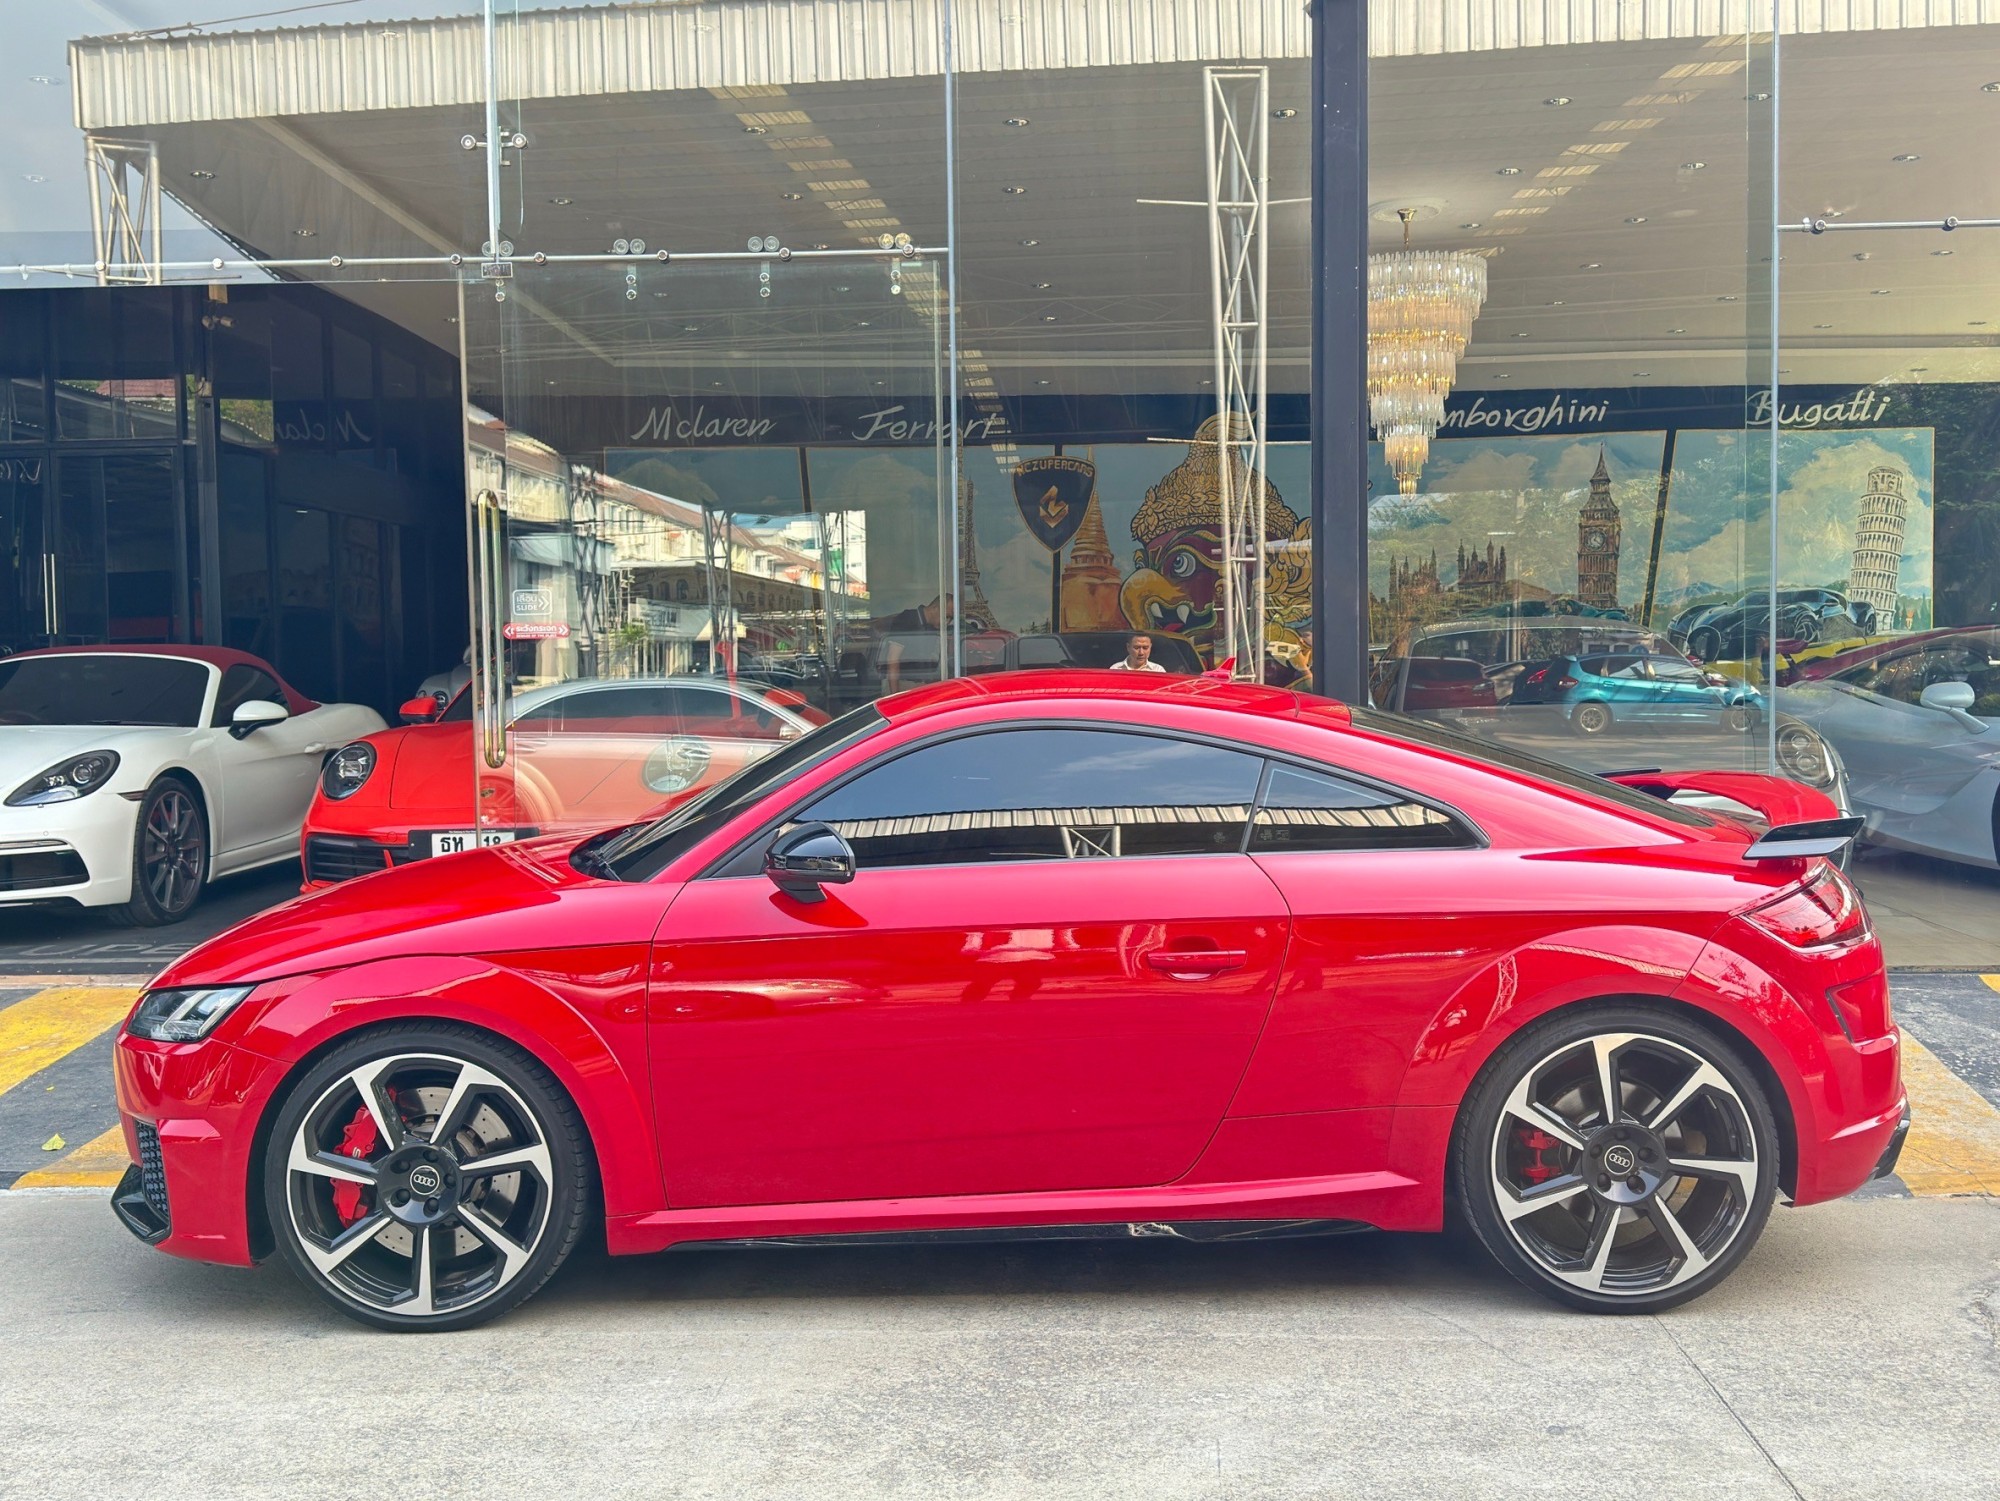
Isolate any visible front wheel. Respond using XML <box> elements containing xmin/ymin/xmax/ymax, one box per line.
<box><xmin>109</xmin><ymin>776</ymin><xmax>208</xmax><ymax>927</ymax></box>
<box><xmin>1688</xmin><ymin>627</ymin><xmax>1722</xmax><ymax>663</ymax></box>
<box><xmin>1454</xmin><ymin>1007</ymin><xmax>1779</xmax><ymax>1313</ymax></box>
<box><xmin>1722</xmin><ymin>703</ymin><xmax>1757</xmax><ymax>734</ymax></box>
<box><xmin>263</xmin><ymin>1024</ymin><xmax>591</xmax><ymax>1332</ymax></box>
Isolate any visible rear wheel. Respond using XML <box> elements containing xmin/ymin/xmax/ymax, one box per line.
<box><xmin>108</xmin><ymin>777</ymin><xmax>207</xmax><ymax>927</ymax></box>
<box><xmin>262</xmin><ymin>1024</ymin><xmax>591</xmax><ymax>1332</ymax></box>
<box><xmin>1454</xmin><ymin>1006</ymin><xmax>1779</xmax><ymax>1313</ymax></box>
<box><xmin>1688</xmin><ymin>627</ymin><xmax>1722</xmax><ymax>663</ymax></box>
<box><xmin>1722</xmin><ymin>703</ymin><xmax>1756</xmax><ymax>734</ymax></box>
<box><xmin>1571</xmin><ymin>701</ymin><xmax>1614</xmax><ymax>737</ymax></box>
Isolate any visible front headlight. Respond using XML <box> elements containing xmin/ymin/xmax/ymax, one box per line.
<box><xmin>1775</xmin><ymin>722</ymin><xmax>1836</xmax><ymax>789</ymax></box>
<box><xmin>320</xmin><ymin>742</ymin><xmax>377</xmax><ymax>800</ymax></box>
<box><xmin>126</xmin><ymin>985</ymin><xmax>256</xmax><ymax>1043</ymax></box>
<box><xmin>6</xmin><ymin>750</ymin><xmax>121</xmax><ymax>807</ymax></box>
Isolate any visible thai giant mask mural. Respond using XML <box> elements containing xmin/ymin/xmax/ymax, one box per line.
<box><xmin>1122</xmin><ymin>414</ymin><xmax>1314</xmax><ymax>665</ymax></box>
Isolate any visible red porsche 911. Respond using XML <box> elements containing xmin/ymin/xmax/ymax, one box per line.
<box><xmin>299</xmin><ymin>674</ymin><xmax>824</xmax><ymax>886</ymax></box>
<box><xmin>111</xmin><ymin>672</ymin><xmax>1906</xmax><ymax>1331</ymax></box>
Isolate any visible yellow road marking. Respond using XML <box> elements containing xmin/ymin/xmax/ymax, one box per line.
<box><xmin>0</xmin><ymin>988</ymin><xmax>139</xmax><ymax>1099</ymax></box>
<box><xmin>1897</xmin><ymin>1032</ymin><xmax>2000</xmax><ymax>1197</ymax></box>
<box><xmin>11</xmin><ymin>1124</ymin><xmax>130</xmax><ymax>1189</ymax></box>
<box><xmin>1983</xmin><ymin>975</ymin><xmax>2000</xmax><ymax>997</ymax></box>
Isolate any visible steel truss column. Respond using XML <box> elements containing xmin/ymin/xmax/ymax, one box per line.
<box><xmin>85</xmin><ymin>137</ymin><xmax>163</xmax><ymax>286</ymax></box>
<box><xmin>1204</xmin><ymin>66</ymin><xmax>1271</xmax><ymax>680</ymax></box>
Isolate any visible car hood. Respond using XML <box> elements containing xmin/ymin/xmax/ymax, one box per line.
<box><xmin>153</xmin><ymin>834</ymin><xmax>671</xmax><ymax>988</ymax></box>
<box><xmin>0</xmin><ymin>724</ymin><xmax>192</xmax><ymax>786</ymax></box>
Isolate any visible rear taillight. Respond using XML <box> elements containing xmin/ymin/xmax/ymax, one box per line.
<box><xmin>1556</xmin><ymin>675</ymin><xmax>1579</xmax><ymax>689</ymax></box>
<box><xmin>1741</xmin><ymin>863</ymin><xmax>1869</xmax><ymax>948</ymax></box>
<box><xmin>1524</xmin><ymin>669</ymin><xmax>1546</xmax><ymax>686</ymax></box>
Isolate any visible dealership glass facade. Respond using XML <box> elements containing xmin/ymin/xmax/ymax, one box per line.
<box><xmin>1</xmin><ymin>2</ymin><xmax>1996</xmax><ymax>959</ymax></box>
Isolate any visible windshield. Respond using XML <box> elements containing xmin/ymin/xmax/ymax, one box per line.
<box><xmin>594</xmin><ymin>704</ymin><xmax>886</xmax><ymax>882</ymax></box>
<box><xmin>1347</xmin><ymin>706</ymin><xmax>1715</xmax><ymax>828</ymax></box>
<box><xmin>0</xmin><ymin>655</ymin><xmax>209</xmax><ymax>728</ymax></box>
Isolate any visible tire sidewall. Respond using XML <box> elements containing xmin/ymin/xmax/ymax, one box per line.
<box><xmin>261</xmin><ymin>1022</ymin><xmax>589</xmax><ymax>1333</ymax></box>
<box><xmin>116</xmin><ymin>775</ymin><xmax>208</xmax><ymax>927</ymax></box>
<box><xmin>1453</xmin><ymin>1004</ymin><xmax>1781</xmax><ymax>1314</ymax></box>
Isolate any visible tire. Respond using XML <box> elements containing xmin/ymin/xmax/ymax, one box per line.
<box><xmin>1722</xmin><ymin>703</ymin><xmax>1756</xmax><ymax>734</ymax></box>
<box><xmin>262</xmin><ymin>1022</ymin><xmax>591</xmax><ymax>1332</ymax></box>
<box><xmin>1687</xmin><ymin>627</ymin><xmax>1722</xmax><ymax>663</ymax></box>
<box><xmin>1571</xmin><ymin>701</ymin><xmax>1614</xmax><ymax>737</ymax></box>
<box><xmin>106</xmin><ymin>776</ymin><xmax>208</xmax><ymax>928</ymax></box>
<box><xmin>1453</xmin><ymin>1005</ymin><xmax>1779</xmax><ymax>1314</ymax></box>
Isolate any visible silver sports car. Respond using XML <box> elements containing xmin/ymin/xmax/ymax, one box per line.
<box><xmin>1775</xmin><ymin>627</ymin><xmax>2000</xmax><ymax>870</ymax></box>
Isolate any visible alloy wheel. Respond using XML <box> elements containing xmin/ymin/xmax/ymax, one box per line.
<box><xmin>141</xmin><ymin>787</ymin><xmax>205</xmax><ymax>915</ymax></box>
<box><xmin>1572</xmin><ymin>702</ymin><xmax>1613</xmax><ymax>736</ymax></box>
<box><xmin>283</xmin><ymin>1052</ymin><xmax>558</xmax><ymax>1321</ymax></box>
<box><xmin>1487</xmin><ymin>1030</ymin><xmax>1763</xmax><ymax>1300</ymax></box>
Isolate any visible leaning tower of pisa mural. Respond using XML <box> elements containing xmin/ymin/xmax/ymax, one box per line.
<box><xmin>1847</xmin><ymin>466</ymin><xmax>1908</xmax><ymax>621</ymax></box>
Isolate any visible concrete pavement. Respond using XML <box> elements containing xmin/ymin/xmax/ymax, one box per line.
<box><xmin>0</xmin><ymin>1190</ymin><xmax>1995</xmax><ymax>1499</ymax></box>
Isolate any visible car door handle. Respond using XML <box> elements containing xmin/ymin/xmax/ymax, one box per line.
<box><xmin>302</xmin><ymin>743</ymin><xmax>327</xmax><ymax>756</ymax></box>
<box><xmin>1145</xmin><ymin>948</ymin><xmax>1248</xmax><ymax>978</ymax></box>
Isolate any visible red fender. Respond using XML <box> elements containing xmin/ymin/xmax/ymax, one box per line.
<box><xmin>228</xmin><ymin>951</ymin><xmax>662</xmax><ymax>1220</ymax></box>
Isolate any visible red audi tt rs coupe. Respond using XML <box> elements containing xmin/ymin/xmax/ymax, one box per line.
<box><xmin>111</xmin><ymin>672</ymin><xmax>1907</xmax><ymax>1331</ymax></box>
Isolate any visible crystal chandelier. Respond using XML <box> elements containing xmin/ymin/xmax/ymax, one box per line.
<box><xmin>1368</xmin><ymin>211</ymin><xmax>1487</xmax><ymax>494</ymax></box>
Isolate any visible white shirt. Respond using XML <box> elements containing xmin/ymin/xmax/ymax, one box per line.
<box><xmin>1110</xmin><ymin>658</ymin><xmax>1166</xmax><ymax>672</ymax></box>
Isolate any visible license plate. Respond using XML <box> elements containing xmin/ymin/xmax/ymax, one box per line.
<box><xmin>428</xmin><ymin>829</ymin><xmax>518</xmax><ymax>857</ymax></box>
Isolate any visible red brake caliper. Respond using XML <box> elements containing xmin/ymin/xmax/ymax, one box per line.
<box><xmin>1517</xmin><ymin>1127</ymin><xmax>1563</xmax><ymax>1185</ymax></box>
<box><xmin>330</xmin><ymin>1105</ymin><xmax>382</xmax><ymax>1226</ymax></box>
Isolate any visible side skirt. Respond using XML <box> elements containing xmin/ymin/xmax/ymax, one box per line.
<box><xmin>678</xmin><ymin>1219</ymin><xmax>1374</xmax><ymax>1252</ymax></box>
<box><xmin>606</xmin><ymin>1169</ymin><xmax>1426</xmax><ymax>1256</ymax></box>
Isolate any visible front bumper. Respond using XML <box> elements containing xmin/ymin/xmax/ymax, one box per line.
<box><xmin>302</xmin><ymin>827</ymin><xmax>540</xmax><ymax>887</ymax></box>
<box><xmin>111</xmin><ymin>1030</ymin><xmax>278</xmax><ymax>1267</ymax></box>
<box><xmin>0</xmin><ymin>800</ymin><xmax>141</xmax><ymax>908</ymax></box>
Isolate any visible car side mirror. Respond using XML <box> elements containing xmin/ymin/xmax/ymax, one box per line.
<box><xmin>765</xmin><ymin>822</ymin><xmax>856</xmax><ymax>904</ymax></box>
<box><xmin>230</xmin><ymin>699</ymin><xmax>289</xmax><ymax>738</ymax></box>
<box><xmin>1920</xmin><ymin>681</ymin><xmax>1975</xmax><ymax>713</ymax></box>
<box><xmin>400</xmin><ymin>695</ymin><xmax>442</xmax><ymax>724</ymax></box>
<box><xmin>1919</xmin><ymin>680</ymin><xmax>1983</xmax><ymax>728</ymax></box>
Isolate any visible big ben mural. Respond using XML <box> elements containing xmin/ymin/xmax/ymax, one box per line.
<box><xmin>1576</xmin><ymin>447</ymin><xmax>1622</xmax><ymax>611</ymax></box>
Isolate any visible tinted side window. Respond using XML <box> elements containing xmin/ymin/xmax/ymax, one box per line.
<box><xmin>1250</xmin><ymin>764</ymin><xmax>1477</xmax><ymax>854</ymax></box>
<box><xmin>674</xmin><ymin>685</ymin><xmax>786</xmax><ymax>739</ymax></box>
<box><xmin>211</xmin><ymin>664</ymin><xmax>285</xmax><ymax>726</ymax></box>
<box><xmin>802</xmin><ymin>728</ymin><xmax>1262</xmax><ymax>867</ymax></box>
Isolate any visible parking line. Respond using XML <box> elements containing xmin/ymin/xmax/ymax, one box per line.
<box><xmin>0</xmin><ymin>988</ymin><xmax>138</xmax><ymax>1100</ymax></box>
<box><xmin>11</xmin><ymin>1124</ymin><xmax>130</xmax><ymax>1189</ymax></box>
<box><xmin>1896</xmin><ymin>1031</ymin><xmax>2000</xmax><ymax>1197</ymax></box>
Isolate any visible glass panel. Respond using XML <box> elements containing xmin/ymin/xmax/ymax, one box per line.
<box><xmin>1776</xmin><ymin>23</ymin><xmax>2000</xmax><ymax>963</ymax></box>
<box><xmin>0</xmin><ymin>301</ymin><xmax>48</xmax><ymax>444</ymax></box>
<box><xmin>1366</xmin><ymin>26</ymin><xmax>1787</xmax><ymax>799</ymax></box>
<box><xmin>0</xmin><ymin>456</ymin><xmax>47</xmax><ymax>652</ymax></box>
<box><xmin>274</xmin><ymin>505</ymin><xmax>336</xmax><ymax>702</ymax></box>
<box><xmin>218</xmin><ymin>450</ymin><xmax>274</xmax><ymax>656</ymax></box>
<box><xmin>951</xmin><ymin>4</ymin><xmax>1315</xmax><ymax>679</ymax></box>
<box><xmin>465</xmin><ymin>256</ymin><xmax>948</xmax><ymax>837</ymax></box>
<box><xmin>51</xmin><ymin>290</ymin><xmax>180</xmax><ymax>440</ymax></box>
<box><xmin>54</xmin><ymin>451</ymin><xmax>179</xmax><ymax>642</ymax></box>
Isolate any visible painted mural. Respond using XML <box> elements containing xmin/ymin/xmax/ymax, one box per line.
<box><xmin>965</xmin><ymin>417</ymin><xmax>1315</xmax><ymax>670</ymax></box>
<box><xmin>1363</xmin><ymin>426</ymin><xmax>1935</xmax><ymax>654</ymax></box>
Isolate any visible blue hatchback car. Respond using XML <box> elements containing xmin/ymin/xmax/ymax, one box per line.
<box><xmin>1514</xmin><ymin>650</ymin><xmax>1765</xmax><ymax>736</ymax></box>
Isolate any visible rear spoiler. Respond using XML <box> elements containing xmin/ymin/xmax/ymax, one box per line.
<box><xmin>1739</xmin><ymin>816</ymin><xmax>1867</xmax><ymax>860</ymax></box>
<box><xmin>1601</xmin><ymin>769</ymin><xmax>1862</xmax><ymax>857</ymax></box>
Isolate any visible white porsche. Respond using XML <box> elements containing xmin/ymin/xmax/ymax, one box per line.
<box><xmin>0</xmin><ymin>647</ymin><xmax>385</xmax><ymax>925</ymax></box>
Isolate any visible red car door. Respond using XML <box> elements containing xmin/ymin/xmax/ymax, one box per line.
<box><xmin>649</xmin><ymin>725</ymin><xmax>1291</xmax><ymax>1208</ymax></box>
